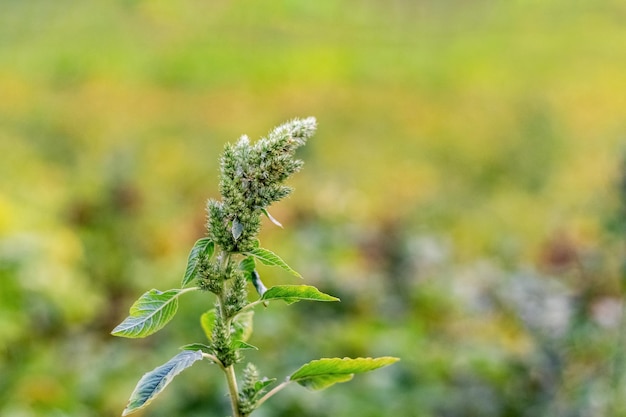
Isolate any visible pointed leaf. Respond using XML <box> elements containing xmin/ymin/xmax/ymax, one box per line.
<box><xmin>122</xmin><ymin>350</ymin><xmax>204</xmax><ymax>416</ymax></box>
<box><xmin>289</xmin><ymin>357</ymin><xmax>400</xmax><ymax>391</ymax></box>
<box><xmin>261</xmin><ymin>285</ymin><xmax>339</xmax><ymax>305</ymax></box>
<box><xmin>200</xmin><ymin>309</ymin><xmax>217</xmax><ymax>342</ymax></box>
<box><xmin>181</xmin><ymin>238</ymin><xmax>214</xmax><ymax>287</ymax></box>
<box><xmin>180</xmin><ymin>343</ymin><xmax>213</xmax><ymax>354</ymax></box>
<box><xmin>261</xmin><ymin>208</ymin><xmax>283</xmax><ymax>228</ymax></box>
<box><xmin>231</xmin><ymin>340</ymin><xmax>258</xmax><ymax>350</ymax></box>
<box><xmin>247</xmin><ymin>247</ymin><xmax>301</xmax><ymax>278</ymax></box>
<box><xmin>112</xmin><ymin>288</ymin><xmax>195</xmax><ymax>338</ymax></box>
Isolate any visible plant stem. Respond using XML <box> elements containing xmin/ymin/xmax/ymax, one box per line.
<box><xmin>225</xmin><ymin>364</ymin><xmax>241</xmax><ymax>417</ymax></box>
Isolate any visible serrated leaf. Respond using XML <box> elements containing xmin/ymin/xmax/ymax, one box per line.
<box><xmin>112</xmin><ymin>288</ymin><xmax>193</xmax><ymax>338</ymax></box>
<box><xmin>261</xmin><ymin>285</ymin><xmax>340</xmax><ymax>305</ymax></box>
<box><xmin>289</xmin><ymin>357</ymin><xmax>400</xmax><ymax>391</ymax></box>
<box><xmin>247</xmin><ymin>247</ymin><xmax>301</xmax><ymax>278</ymax></box>
<box><xmin>180</xmin><ymin>343</ymin><xmax>213</xmax><ymax>354</ymax></box>
<box><xmin>200</xmin><ymin>309</ymin><xmax>217</xmax><ymax>342</ymax></box>
<box><xmin>122</xmin><ymin>350</ymin><xmax>203</xmax><ymax>416</ymax></box>
<box><xmin>232</xmin><ymin>218</ymin><xmax>244</xmax><ymax>241</ymax></box>
<box><xmin>232</xmin><ymin>310</ymin><xmax>254</xmax><ymax>342</ymax></box>
<box><xmin>261</xmin><ymin>208</ymin><xmax>283</xmax><ymax>228</ymax></box>
<box><xmin>181</xmin><ymin>238</ymin><xmax>214</xmax><ymax>287</ymax></box>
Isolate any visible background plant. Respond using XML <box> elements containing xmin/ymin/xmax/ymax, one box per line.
<box><xmin>110</xmin><ymin>117</ymin><xmax>398</xmax><ymax>417</ymax></box>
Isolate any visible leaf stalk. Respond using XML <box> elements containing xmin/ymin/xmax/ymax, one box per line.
<box><xmin>253</xmin><ymin>380</ymin><xmax>291</xmax><ymax>410</ymax></box>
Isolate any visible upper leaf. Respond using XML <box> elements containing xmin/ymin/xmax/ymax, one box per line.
<box><xmin>261</xmin><ymin>285</ymin><xmax>340</xmax><ymax>305</ymax></box>
<box><xmin>181</xmin><ymin>237</ymin><xmax>214</xmax><ymax>287</ymax></box>
<box><xmin>246</xmin><ymin>247</ymin><xmax>302</xmax><ymax>278</ymax></box>
<box><xmin>122</xmin><ymin>350</ymin><xmax>204</xmax><ymax>416</ymax></box>
<box><xmin>111</xmin><ymin>289</ymin><xmax>191</xmax><ymax>338</ymax></box>
<box><xmin>289</xmin><ymin>357</ymin><xmax>400</xmax><ymax>390</ymax></box>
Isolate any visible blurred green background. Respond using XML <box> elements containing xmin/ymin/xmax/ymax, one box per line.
<box><xmin>2</xmin><ymin>0</ymin><xmax>626</xmax><ymax>416</ymax></box>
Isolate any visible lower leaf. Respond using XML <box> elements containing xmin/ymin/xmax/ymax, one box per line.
<box><xmin>122</xmin><ymin>350</ymin><xmax>204</xmax><ymax>416</ymax></box>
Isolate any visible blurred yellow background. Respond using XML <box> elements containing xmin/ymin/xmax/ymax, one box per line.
<box><xmin>2</xmin><ymin>1</ymin><xmax>626</xmax><ymax>416</ymax></box>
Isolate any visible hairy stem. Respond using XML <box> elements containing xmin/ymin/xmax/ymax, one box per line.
<box><xmin>214</xmin><ymin>250</ymin><xmax>241</xmax><ymax>417</ymax></box>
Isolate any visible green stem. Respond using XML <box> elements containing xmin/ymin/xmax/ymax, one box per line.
<box><xmin>254</xmin><ymin>380</ymin><xmax>291</xmax><ymax>410</ymax></box>
<box><xmin>225</xmin><ymin>364</ymin><xmax>241</xmax><ymax>417</ymax></box>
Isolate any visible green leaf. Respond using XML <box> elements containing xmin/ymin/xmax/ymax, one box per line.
<box><xmin>247</xmin><ymin>247</ymin><xmax>301</xmax><ymax>278</ymax></box>
<box><xmin>232</xmin><ymin>310</ymin><xmax>254</xmax><ymax>342</ymax></box>
<box><xmin>180</xmin><ymin>343</ymin><xmax>213</xmax><ymax>354</ymax></box>
<box><xmin>122</xmin><ymin>350</ymin><xmax>204</xmax><ymax>416</ymax></box>
<box><xmin>231</xmin><ymin>340</ymin><xmax>258</xmax><ymax>350</ymax></box>
<box><xmin>239</xmin><ymin>256</ymin><xmax>256</xmax><ymax>274</ymax></box>
<box><xmin>181</xmin><ymin>238</ymin><xmax>214</xmax><ymax>287</ymax></box>
<box><xmin>289</xmin><ymin>357</ymin><xmax>400</xmax><ymax>391</ymax></box>
<box><xmin>200</xmin><ymin>309</ymin><xmax>217</xmax><ymax>342</ymax></box>
<box><xmin>112</xmin><ymin>288</ymin><xmax>195</xmax><ymax>338</ymax></box>
<box><xmin>261</xmin><ymin>285</ymin><xmax>340</xmax><ymax>305</ymax></box>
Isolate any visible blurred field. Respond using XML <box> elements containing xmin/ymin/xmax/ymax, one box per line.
<box><xmin>2</xmin><ymin>1</ymin><xmax>626</xmax><ymax>416</ymax></box>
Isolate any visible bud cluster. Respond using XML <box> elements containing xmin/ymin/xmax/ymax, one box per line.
<box><xmin>238</xmin><ymin>363</ymin><xmax>261</xmax><ymax>416</ymax></box>
<box><xmin>196</xmin><ymin>256</ymin><xmax>224</xmax><ymax>294</ymax></box>
<box><xmin>211</xmin><ymin>309</ymin><xmax>236</xmax><ymax>366</ymax></box>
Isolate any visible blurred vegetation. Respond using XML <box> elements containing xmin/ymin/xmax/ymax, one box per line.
<box><xmin>2</xmin><ymin>0</ymin><xmax>626</xmax><ymax>416</ymax></box>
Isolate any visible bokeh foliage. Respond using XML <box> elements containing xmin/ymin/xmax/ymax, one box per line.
<box><xmin>2</xmin><ymin>0</ymin><xmax>626</xmax><ymax>416</ymax></box>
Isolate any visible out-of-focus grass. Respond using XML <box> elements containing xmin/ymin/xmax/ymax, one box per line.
<box><xmin>2</xmin><ymin>0</ymin><xmax>626</xmax><ymax>416</ymax></box>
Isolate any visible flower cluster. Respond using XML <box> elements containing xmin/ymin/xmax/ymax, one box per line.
<box><xmin>207</xmin><ymin>117</ymin><xmax>317</xmax><ymax>252</ymax></box>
